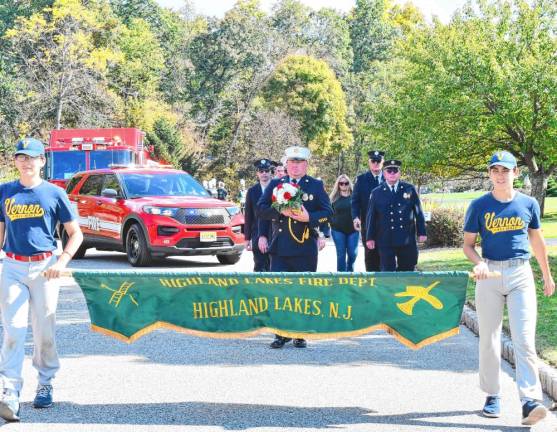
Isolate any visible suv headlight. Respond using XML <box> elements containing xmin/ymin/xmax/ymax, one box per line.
<box><xmin>144</xmin><ymin>206</ymin><xmax>179</xmax><ymax>217</ymax></box>
<box><xmin>226</xmin><ymin>206</ymin><xmax>240</xmax><ymax>216</ymax></box>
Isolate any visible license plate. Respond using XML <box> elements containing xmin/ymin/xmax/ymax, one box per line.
<box><xmin>200</xmin><ymin>231</ymin><xmax>217</xmax><ymax>242</ymax></box>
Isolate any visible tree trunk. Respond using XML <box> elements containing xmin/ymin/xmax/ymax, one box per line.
<box><xmin>55</xmin><ymin>98</ymin><xmax>63</xmax><ymax>130</ymax></box>
<box><xmin>529</xmin><ymin>170</ymin><xmax>549</xmax><ymax>216</ymax></box>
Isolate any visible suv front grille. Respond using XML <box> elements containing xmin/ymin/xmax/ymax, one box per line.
<box><xmin>176</xmin><ymin>238</ymin><xmax>233</xmax><ymax>249</ymax></box>
<box><xmin>172</xmin><ymin>208</ymin><xmax>230</xmax><ymax>225</ymax></box>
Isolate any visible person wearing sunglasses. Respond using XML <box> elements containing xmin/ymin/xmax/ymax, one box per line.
<box><xmin>0</xmin><ymin>138</ymin><xmax>83</xmax><ymax>421</ymax></box>
<box><xmin>351</xmin><ymin>150</ymin><xmax>385</xmax><ymax>271</ymax></box>
<box><xmin>257</xmin><ymin>146</ymin><xmax>332</xmax><ymax>349</ymax></box>
<box><xmin>464</xmin><ymin>151</ymin><xmax>554</xmax><ymax>426</ymax></box>
<box><xmin>365</xmin><ymin>159</ymin><xmax>427</xmax><ymax>271</ymax></box>
<box><xmin>329</xmin><ymin>175</ymin><xmax>358</xmax><ymax>271</ymax></box>
<box><xmin>244</xmin><ymin>159</ymin><xmax>274</xmax><ymax>271</ymax></box>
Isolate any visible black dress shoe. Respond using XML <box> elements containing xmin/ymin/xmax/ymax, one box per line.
<box><xmin>270</xmin><ymin>336</ymin><xmax>292</xmax><ymax>349</ymax></box>
<box><xmin>293</xmin><ymin>338</ymin><xmax>307</xmax><ymax>348</ymax></box>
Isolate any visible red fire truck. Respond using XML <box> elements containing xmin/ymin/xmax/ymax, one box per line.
<box><xmin>45</xmin><ymin>128</ymin><xmax>151</xmax><ymax>188</ymax></box>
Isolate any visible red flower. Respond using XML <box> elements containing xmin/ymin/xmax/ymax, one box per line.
<box><xmin>277</xmin><ymin>183</ymin><xmax>283</xmax><ymax>190</ymax></box>
<box><xmin>272</xmin><ymin>194</ymin><xmax>276</xmax><ymax>202</ymax></box>
<box><xmin>283</xmin><ymin>192</ymin><xmax>292</xmax><ymax>200</ymax></box>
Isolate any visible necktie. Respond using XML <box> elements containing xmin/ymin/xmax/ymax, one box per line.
<box><xmin>391</xmin><ymin>186</ymin><xmax>396</xmax><ymax>194</ymax></box>
<box><xmin>292</xmin><ymin>179</ymin><xmax>297</xmax><ymax>185</ymax></box>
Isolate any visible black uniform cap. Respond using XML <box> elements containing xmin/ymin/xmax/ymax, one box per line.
<box><xmin>253</xmin><ymin>159</ymin><xmax>273</xmax><ymax>170</ymax></box>
<box><xmin>368</xmin><ymin>150</ymin><xmax>385</xmax><ymax>161</ymax></box>
<box><xmin>384</xmin><ymin>159</ymin><xmax>402</xmax><ymax>168</ymax></box>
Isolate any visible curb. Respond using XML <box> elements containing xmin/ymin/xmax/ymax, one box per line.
<box><xmin>462</xmin><ymin>305</ymin><xmax>557</xmax><ymax>405</ymax></box>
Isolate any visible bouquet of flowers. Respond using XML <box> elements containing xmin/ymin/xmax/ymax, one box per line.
<box><xmin>271</xmin><ymin>182</ymin><xmax>304</xmax><ymax>213</ymax></box>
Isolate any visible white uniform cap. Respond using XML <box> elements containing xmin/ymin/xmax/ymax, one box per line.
<box><xmin>284</xmin><ymin>146</ymin><xmax>311</xmax><ymax>161</ymax></box>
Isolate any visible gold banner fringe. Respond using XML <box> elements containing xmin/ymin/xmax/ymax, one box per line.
<box><xmin>90</xmin><ymin>323</ymin><xmax>460</xmax><ymax>350</ymax></box>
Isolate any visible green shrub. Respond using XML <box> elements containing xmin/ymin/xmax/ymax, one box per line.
<box><xmin>547</xmin><ymin>176</ymin><xmax>557</xmax><ymax>197</ymax></box>
<box><xmin>426</xmin><ymin>206</ymin><xmax>465</xmax><ymax>247</ymax></box>
<box><xmin>514</xmin><ymin>177</ymin><xmax>525</xmax><ymax>189</ymax></box>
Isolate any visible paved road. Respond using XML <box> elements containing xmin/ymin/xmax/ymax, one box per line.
<box><xmin>0</xmin><ymin>243</ymin><xmax>555</xmax><ymax>431</ymax></box>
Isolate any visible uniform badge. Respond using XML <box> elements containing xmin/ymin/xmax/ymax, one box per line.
<box><xmin>403</xmin><ymin>192</ymin><xmax>411</xmax><ymax>199</ymax></box>
<box><xmin>309</xmin><ymin>194</ymin><xmax>314</xmax><ymax>201</ymax></box>
<box><xmin>302</xmin><ymin>193</ymin><xmax>309</xmax><ymax>201</ymax></box>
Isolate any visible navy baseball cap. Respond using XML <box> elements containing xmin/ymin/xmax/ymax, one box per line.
<box><xmin>488</xmin><ymin>151</ymin><xmax>516</xmax><ymax>169</ymax></box>
<box><xmin>15</xmin><ymin>138</ymin><xmax>45</xmax><ymax>157</ymax></box>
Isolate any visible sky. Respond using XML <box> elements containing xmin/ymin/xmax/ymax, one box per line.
<box><xmin>153</xmin><ymin>0</ymin><xmax>468</xmax><ymax>23</ymax></box>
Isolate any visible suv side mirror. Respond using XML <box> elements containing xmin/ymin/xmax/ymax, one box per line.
<box><xmin>101</xmin><ymin>188</ymin><xmax>119</xmax><ymax>199</ymax></box>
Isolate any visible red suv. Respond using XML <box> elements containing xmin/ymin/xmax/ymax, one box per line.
<box><xmin>62</xmin><ymin>166</ymin><xmax>245</xmax><ymax>266</ymax></box>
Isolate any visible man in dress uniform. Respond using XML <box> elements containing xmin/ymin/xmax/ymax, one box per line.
<box><xmin>257</xmin><ymin>146</ymin><xmax>332</xmax><ymax>349</ymax></box>
<box><xmin>352</xmin><ymin>150</ymin><xmax>385</xmax><ymax>271</ymax></box>
<box><xmin>244</xmin><ymin>159</ymin><xmax>274</xmax><ymax>271</ymax></box>
<box><xmin>365</xmin><ymin>160</ymin><xmax>427</xmax><ymax>271</ymax></box>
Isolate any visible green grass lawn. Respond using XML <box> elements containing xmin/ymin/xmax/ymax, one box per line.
<box><xmin>418</xmin><ymin>246</ymin><xmax>557</xmax><ymax>366</ymax></box>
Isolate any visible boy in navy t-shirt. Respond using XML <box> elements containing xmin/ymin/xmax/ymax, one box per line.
<box><xmin>0</xmin><ymin>138</ymin><xmax>83</xmax><ymax>422</ymax></box>
<box><xmin>463</xmin><ymin>150</ymin><xmax>555</xmax><ymax>426</ymax></box>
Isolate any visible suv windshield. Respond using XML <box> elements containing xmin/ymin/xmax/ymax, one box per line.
<box><xmin>121</xmin><ymin>172</ymin><xmax>210</xmax><ymax>198</ymax></box>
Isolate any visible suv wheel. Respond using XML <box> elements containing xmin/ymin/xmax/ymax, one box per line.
<box><xmin>126</xmin><ymin>224</ymin><xmax>152</xmax><ymax>267</ymax></box>
<box><xmin>217</xmin><ymin>253</ymin><xmax>241</xmax><ymax>265</ymax></box>
<box><xmin>61</xmin><ymin>229</ymin><xmax>87</xmax><ymax>259</ymax></box>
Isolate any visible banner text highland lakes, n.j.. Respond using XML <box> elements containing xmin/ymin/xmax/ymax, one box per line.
<box><xmin>159</xmin><ymin>276</ymin><xmax>362</xmax><ymax>320</ymax></box>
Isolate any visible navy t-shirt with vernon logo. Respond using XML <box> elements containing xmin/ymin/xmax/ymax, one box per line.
<box><xmin>0</xmin><ymin>180</ymin><xmax>76</xmax><ymax>255</ymax></box>
<box><xmin>464</xmin><ymin>192</ymin><xmax>540</xmax><ymax>260</ymax></box>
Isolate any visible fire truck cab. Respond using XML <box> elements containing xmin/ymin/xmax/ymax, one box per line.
<box><xmin>45</xmin><ymin>128</ymin><xmax>149</xmax><ymax>188</ymax></box>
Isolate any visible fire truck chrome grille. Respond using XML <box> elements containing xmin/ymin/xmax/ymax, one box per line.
<box><xmin>172</xmin><ymin>208</ymin><xmax>230</xmax><ymax>225</ymax></box>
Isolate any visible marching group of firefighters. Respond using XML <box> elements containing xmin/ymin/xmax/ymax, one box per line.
<box><xmin>244</xmin><ymin>146</ymin><xmax>555</xmax><ymax>426</ymax></box>
<box><xmin>0</xmin><ymin>138</ymin><xmax>553</xmax><ymax>427</ymax></box>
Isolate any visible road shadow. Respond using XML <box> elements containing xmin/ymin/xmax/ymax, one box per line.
<box><xmin>6</xmin><ymin>402</ymin><xmax>530</xmax><ymax>431</ymax></box>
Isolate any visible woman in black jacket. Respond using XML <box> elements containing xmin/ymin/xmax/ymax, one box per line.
<box><xmin>329</xmin><ymin>174</ymin><xmax>359</xmax><ymax>271</ymax></box>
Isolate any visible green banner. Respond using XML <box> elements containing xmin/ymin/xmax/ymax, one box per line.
<box><xmin>72</xmin><ymin>271</ymin><xmax>469</xmax><ymax>349</ymax></box>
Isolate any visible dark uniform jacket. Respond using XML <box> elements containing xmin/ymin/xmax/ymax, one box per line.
<box><xmin>257</xmin><ymin>175</ymin><xmax>332</xmax><ymax>257</ymax></box>
<box><xmin>351</xmin><ymin>171</ymin><xmax>383</xmax><ymax>223</ymax></box>
<box><xmin>243</xmin><ymin>183</ymin><xmax>271</xmax><ymax>246</ymax></box>
<box><xmin>365</xmin><ymin>181</ymin><xmax>426</xmax><ymax>248</ymax></box>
